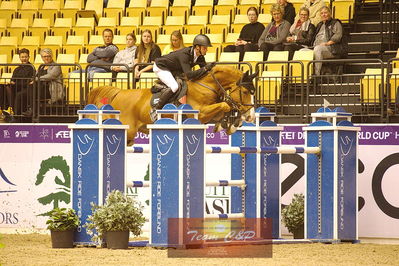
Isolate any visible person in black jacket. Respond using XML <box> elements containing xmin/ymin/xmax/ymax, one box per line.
<box><xmin>1</xmin><ymin>48</ymin><xmax>35</xmax><ymax>116</ymax></box>
<box><xmin>279</xmin><ymin>0</ymin><xmax>296</xmax><ymax>25</ymax></box>
<box><xmin>283</xmin><ymin>7</ymin><xmax>316</xmax><ymax>59</ymax></box>
<box><xmin>153</xmin><ymin>34</ymin><xmax>214</xmax><ymax>109</ymax></box>
<box><xmin>223</xmin><ymin>7</ymin><xmax>265</xmax><ymax>61</ymax></box>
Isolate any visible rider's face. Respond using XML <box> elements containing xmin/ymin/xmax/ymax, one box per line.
<box><xmin>198</xmin><ymin>45</ymin><xmax>208</xmax><ymax>56</ymax></box>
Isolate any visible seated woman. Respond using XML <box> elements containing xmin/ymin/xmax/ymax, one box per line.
<box><xmin>17</xmin><ymin>48</ymin><xmax>63</xmax><ymax>116</ymax></box>
<box><xmin>258</xmin><ymin>3</ymin><xmax>291</xmax><ymax>61</ymax></box>
<box><xmin>283</xmin><ymin>7</ymin><xmax>316</xmax><ymax>60</ymax></box>
<box><xmin>134</xmin><ymin>29</ymin><xmax>162</xmax><ymax>79</ymax></box>
<box><xmin>162</xmin><ymin>30</ymin><xmax>185</xmax><ymax>55</ymax></box>
<box><xmin>223</xmin><ymin>7</ymin><xmax>265</xmax><ymax>61</ymax></box>
<box><xmin>111</xmin><ymin>33</ymin><xmax>137</xmax><ymax>73</ymax></box>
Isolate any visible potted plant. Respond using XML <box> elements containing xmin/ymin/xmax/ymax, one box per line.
<box><xmin>85</xmin><ymin>190</ymin><xmax>145</xmax><ymax>249</ymax></box>
<box><xmin>46</xmin><ymin>208</ymin><xmax>79</xmax><ymax>248</ymax></box>
<box><xmin>282</xmin><ymin>193</ymin><xmax>305</xmax><ymax>239</ymax></box>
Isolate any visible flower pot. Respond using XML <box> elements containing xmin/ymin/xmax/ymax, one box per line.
<box><xmin>293</xmin><ymin>226</ymin><xmax>304</xmax><ymax>239</ymax></box>
<box><xmin>106</xmin><ymin>231</ymin><xmax>129</xmax><ymax>249</ymax></box>
<box><xmin>50</xmin><ymin>230</ymin><xmax>74</xmax><ymax>248</ymax></box>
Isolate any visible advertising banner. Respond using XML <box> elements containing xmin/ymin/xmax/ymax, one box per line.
<box><xmin>0</xmin><ymin>124</ymin><xmax>398</xmax><ymax>239</ymax></box>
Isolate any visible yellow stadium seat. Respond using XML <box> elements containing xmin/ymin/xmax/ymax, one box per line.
<box><xmin>39</xmin><ymin>0</ymin><xmax>61</xmax><ymax>26</ymax></box>
<box><xmin>117</xmin><ymin>16</ymin><xmax>140</xmax><ymax>35</ymax></box>
<box><xmin>0</xmin><ymin>72</ymin><xmax>13</xmax><ymax>85</ymax></box>
<box><xmin>78</xmin><ymin>53</ymin><xmax>89</xmax><ymax>71</ymax></box>
<box><xmin>266</xmin><ymin>51</ymin><xmax>289</xmax><ymax>74</ymax></box>
<box><xmin>52</xmin><ymin>18</ymin><xmax>73</xmax><ymax>44</ymax></box>
<box><xmin>243</xmin><ymin>51</ymin><xmax>263</xmax><ymax>72</ymax></box>
<box><xmin>137</xmin><ymin>71</ymin><xmax>157</xmax><ymax>89</ymax></box>
<box><xmin>138</xmin><ymin>16</ymin><xmax>163</xmax><ymax>37</ymax></box>
<box><xmin>231</xmin><ymin>14</ymin><xmax>248</xmax><ymax>33</ymax></box>
<box><xmin>182</xmin><ymin>34</ymin><xmax>196</xmax><ymax>46</ymax></box>
<box><xmin>33</xmin><ymin>53</ymin><xmax>44</xmax><ymax>69</ymax></box>
<box><xmin>163</xmin><ymin>16</ymin><xmax>185</xmax><ymax>35</ymax></box>
<box><xmin>84</xmin><ymin>0</ymin><xmax>103</xmax><ymax>18</ymax></box>
<box><xmin>96</xmin><ymin>17</ymin><xmax>117</xmax><ymax>35</ymax></box>
<box><xmin>261</xmin><ymin>0</ymin><xmax>275</xmax><ymax>15</ymax></box>
<box><xmin>66</xmin><ymin>72</ymin><xmax>85</xmax><ymax>104</ymax></box>
<box><xmin>237</xmin><ymin>0</ymin><xmax>260</xmax><ymax>15</ymax></box>
<box><xmin>29</xmin><ymin>18</ymin><xmax>51</xmax><ymax>44</ymax></box>
<box><xmin>169</xmin><ymin>0</ymin><xmax>190</xmax><ymax>21</ymax></box>
<box><xmin>73</xmin><ymin>17</ymin><xmax>95</xmax><ymax>43</ymax></box>
<box><xmin>225</xmin><ymin>32</ymin><xmax>240</xmax><ymax>47</ymax></box>
<box><xmin>291</xmin><ymin>50</ymin><xmax>313</xmax><ymax>82</ymax></box>
<box><xmin>43</xmin><ymin>35</ymin><xmax>63</xmax><ymax>57</ymax></box>
<box><xmin>60</xmin><ymin>0</ymin><xmax>82</xmax><ymax>25</ymax></box>
<box><xmin>360</xmin><ymin>68</ymin><xmax>384</xmax><ymax>104</ymax></box>
<box><xmin>64</xmin><ymin>35</ymin><xmax>85</xmax><ymax>61</ymax></box>
<box><xmin>90</xmin><ymin>72</ymin><xmax>113</xmax><ymax>88</ymax></box>
<box><xmin>103</xmin><ymin>0</ymin><xmax>125</xmax><ymax>24</ymax></box>
<box><xmin>7</xmin><ymin>18</ymin><xmax>29</xmax><ymax>43</ymax></box>
<box><xmin>219</xmin><ymin>52</ymin><xmax>240</xmax><ymax>62</ymax></box>
<box><xmin>87</xmin><ymin>35</ymin><xmax>104</xmax><ymax>52</ymax></box>
<box><xmin>184</xmin><ymin>15</ymin><xmax>207</xmax><ymax>34</ymax></box>
<box><xmin>19</xmin><ymin>0</ymin><xmax>41</xmax><ymax>25</ymax></box>
<box><xmin>20</xmin><ymin>35</ymin><xmax>41</xmax><ymax>59</ymax></box>
<box><xmin>115</xmin><ymin>72</ymin><xmax>133</xmax><ymax>90</ymax></box>
<box><xmin>332</xmin><ymin>0</ymin><xmax>355</xmax><ymax>23</ymax></box>
<box><xmin>157</xmin><ymin>34</ymin><xmax>170</xmax><ymax>53</ymax></box>
<box><xmin>205</xmin><ymin>52</ymin><xmax>217</xmax><ymax>62</ymax></box>
<box><xmin>206</xmin><ymin>15</ymin><xmax>230</xmax><ymax>41</ymax></box>
<box><xmin>0</xmin><ymin>1</ymin><xmax>18</xmax><ymax>27</ymax></box>
<box><xmin>126</xmin><ymin>0</ymin><xmax>146</xmax><ymax>24</ymax></box>
<box><xmin>207</xmin><ymin>33</ymin><xmax>223</xmax><ymax>56</ymax></box>
<box><xmin>57</xmin><ymin>53</ymin><xmax>77</xmax><ymax>75</ymax></box>
<box><xmin>388</xmin><ymin>68</ymin><xmax>399</xmax><ymax>103</ymax></box>
<box><xmin>192</xmin><ymin>0</ymin><xmax>214</xmax><ymax>23</ymax></box>
<box><xmin>0</xmin><ymin>36</ymin><xmax>18</xmax><ymax>60</ymax></box>
<box><xmin>258</xmin><ymin>70</ymin><xmax>282</xmax><ymax>105</ymax></box>
<box><xmin>214</xmin><ymin>0</ymin><xmax>236</xmax><ymax>18</ymax></box>
<box><xmin>0</xmin><ymin>18</ymin><xmax>7</xmax><ymax>37</ymax></box>
<box><xmin>258</xmin><ymin>13</ymin><xmax>272</xmax><ymax>24</ymax></box>
<box><xmin>113</xmin><ymin>34</ymin><xmax>127</xmax><ymax>50</ymax></box>
<box><xmin>146</xmin><ymin>0</ymin><xmax>169</xmax><ymax>23</ymax></box>
<box><xmin>0</xmin><ymin>54</ymin><xmax>9</xmax><ymax>75</ymax></box>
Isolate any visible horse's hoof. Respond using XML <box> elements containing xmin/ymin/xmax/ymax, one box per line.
<box><xmin>233</xmin><ymin>118</ymin><xmax>242</xmax><ymax>127</ymax></box>
<box><xmin>221</xmin><ymin>121</ymin><xmax>228</xmax><ymax>129</ymax></box>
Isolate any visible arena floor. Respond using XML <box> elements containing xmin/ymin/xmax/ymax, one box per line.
<box><xmin>1</xmin><ymin>234</ymin><xmax>398</xmax><ymax>265</ymax></box>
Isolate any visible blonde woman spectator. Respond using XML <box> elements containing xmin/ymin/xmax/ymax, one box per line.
<box><xmin>134</xmin><ymin>30</ymin><xmax>162</xmax><ymax>78</ymax></box>
<box><xmin>294</xmin><ymin>0</ymin><xmax>326</xmax><ymax>26</ymax></box>
<box><xmin>111</xmin><ymin>33</ymin><xmax>137</xmax><ymax>72</ymax></box>
<box><xmin>258</xmin><ymin>4</ymin><xmax>291</xmax><ymax>61</ymax></box>
<box><xmin>162</xmin><ymin>31</ymin><xmax>185</xmax><ymax>55</ymax></box>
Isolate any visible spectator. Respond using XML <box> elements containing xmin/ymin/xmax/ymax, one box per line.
<box><xmin>1</xmin><ymin>48</ymin><xmax>35</xmax><ymax>117</ymax></box>
<box><xmin>87</xmin><ymin>28</ymin><xmax>119</xmax><ymax>79</ymax></box>
<box><xmin>309</xmin><ymin>6</ymin><xmax>344</xmax><ymax>75</ymax></box>
<box><xmin>283</xmin><ymin>7</ymin><xmax>316</xmax><ymax>60</ymax></box>
<box><xmin>258</xmin><ymin>4</ymin><xmax>291</xmax><ymax>61</ymax></box>
<box><xmin>111</xmin><ymin>33</ymin><xmax>137</xmax><ymax>73</ymax></box>
<box><xmin>162</xmin><ymin>30</ymin><xmax>185</xmax><ymax>55</ymax></box>
<box><xmin>17</xmin><ymin>48</ymin><xmax>63</xmax><ymax>116</ymax></box>
<box><xmin>294</xmin><ymin>0</ymin><xmax>326</xmax><ymax>26</ymax></box>
<box><xmin>223</xmin><ymin>7</ymin><xmax>265</xmax><ymax>61</ymax></box>
<box><xmin>134</xmin><ymin>29</ymin><xmax>162</xmax><ymax>78</ymax></box>
<box><xmin>278</xmin><ymin>0</ymin><xmax>296</xmax><ymax>25</ymax></box>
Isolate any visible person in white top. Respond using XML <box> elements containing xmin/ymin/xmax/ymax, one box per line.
<box><xmin>111</xmin><ymin>33</ymin><xmax>137</xmax><ymax>72</ymax></box>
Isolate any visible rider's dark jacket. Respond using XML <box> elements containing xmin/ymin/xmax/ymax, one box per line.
<box><xmin>154</xmin><ymin>46</ymin><xmax>208</xmax><ymax>80</ymax></box>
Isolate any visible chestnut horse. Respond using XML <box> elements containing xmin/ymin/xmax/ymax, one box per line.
<box><xmin>87</xmin><ymin>65</ymin><xmax>256</xmax><ymax>145</ymax></box>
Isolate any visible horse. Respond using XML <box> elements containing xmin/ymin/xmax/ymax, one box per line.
<box><xmin>87</xmin><ymin>65</ymin><xmax>257</xmax><ymax>146</ymax></box>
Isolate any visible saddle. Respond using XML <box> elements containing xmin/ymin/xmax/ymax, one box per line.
<box><xmin>150</xmin><ymin>77</ymin><xmax>188</xmax><ymax>109</ymax></box>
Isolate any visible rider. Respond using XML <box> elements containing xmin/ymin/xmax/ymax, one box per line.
<box><xmin>153</xmin><ymin>34</ymin><xmax>215</xmax><ymax>109</ymax></box>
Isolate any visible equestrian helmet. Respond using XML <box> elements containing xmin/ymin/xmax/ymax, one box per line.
<box><xmin>193</xmin><ymin>34</ymin><xmax>213</xmax><ymax>47</ymax></box>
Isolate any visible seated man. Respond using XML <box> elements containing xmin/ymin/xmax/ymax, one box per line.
<box><xmin>2</xmin><ymin>48</ymin><xmax>35</xmax><ymax>117</ymax></box>
<box><xmin>311</xmin><ymin>6</ymin><xmax>344</xmax><ymax>76</ymax></box>
<box><xmin>86</xmin><ymin>28</ymin><xmax>119</xmax><ymax>79</ymax></box>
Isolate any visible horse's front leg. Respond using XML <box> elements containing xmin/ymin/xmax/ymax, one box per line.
<box><xmin>198</xmin><ymin>102</ymin><xmax>231</xmax><ymax>124</ymax></box>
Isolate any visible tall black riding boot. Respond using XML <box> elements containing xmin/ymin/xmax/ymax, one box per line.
<box><xmin>155</xmin><ymin>88</ymin><xmax>174</xmax><ymax>109</ymax></box>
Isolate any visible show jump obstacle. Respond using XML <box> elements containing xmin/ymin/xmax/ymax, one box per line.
<box><xmin>69</xmin><ymin>104</ymin><xmax>359</xmax><ymax>247</ymax></box>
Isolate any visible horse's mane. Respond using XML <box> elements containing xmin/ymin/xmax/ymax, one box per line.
<box><xmin>203</xmin><ymin>65</ymin><xmax>242</xmax><ymax>84</ymax></box>
<box><xmin>87</xmin><ymin>86</ymin><xmax>121</xmax><ymax>107</ymax></box>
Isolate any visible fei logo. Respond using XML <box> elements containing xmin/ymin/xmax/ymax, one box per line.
<box><xmin>185</xmin><ymin>134</ymin><xmax>201</xmax><ymax>156</ymax></box>
<box><xmin>340</xmin><ymin>135</ymin><xmax>354</xmax><ymax>156</ymax></box>
<box><xmin>77</xmin><ymin>134</ymin><xmax>95</xmax><ymax>155</ymax></box>
<box><xmin>0</xmin><ymin>168</ymin><xmax>17</xmax><ymax>193</ymax></box>
<box><xmin>156</xmin><ymin>134</ymin><xmax>175</xmax><ymax>156</ymax></box>
<box><xmin>106</xmin><ymin>134</ymin><xmax>122</xmax><ymax>155</ymax></box>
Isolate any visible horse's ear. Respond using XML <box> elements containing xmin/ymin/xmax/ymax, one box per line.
<box><xmin>249</xmin><ymin>70</ymin><xmax>259</xmax><ymax>80</ymax></box>
<box><xmin>242</xmin><ymin>70</ymin><xmax>249</xmax><ymax>80</ymax></box>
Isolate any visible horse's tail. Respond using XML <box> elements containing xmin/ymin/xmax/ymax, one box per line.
<box><xmin>87</xmin><ymin>86</ymin><xmax>121</xmax><ymax>107</ymax></box>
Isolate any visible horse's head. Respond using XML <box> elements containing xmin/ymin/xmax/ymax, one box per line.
<box><xmin>231</xmin><ymin>70</ymin><xmax>257</xmax><ymax>122</ymax></box>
